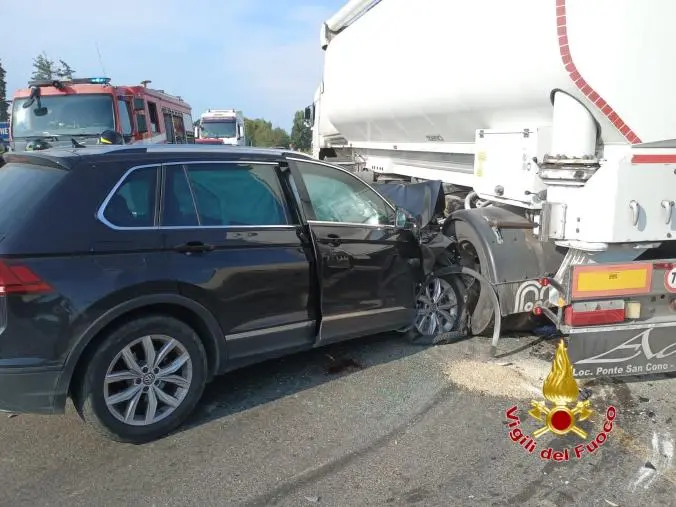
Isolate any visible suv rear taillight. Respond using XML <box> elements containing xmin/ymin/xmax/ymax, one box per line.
<box><xmin>0</xmin><ymin>262</ymin><xmax>52</xmax><ymax>294</ymax></box>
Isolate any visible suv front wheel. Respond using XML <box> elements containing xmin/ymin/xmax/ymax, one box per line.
<box><xmin>74</xmin><ymin>315</ymin><xmax>208</xmax><ymax>444</ymax></box>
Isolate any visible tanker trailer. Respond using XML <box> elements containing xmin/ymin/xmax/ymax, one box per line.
<box><xmin>307</xmin><ymin>0</ymin><xmax>676</xmax><ymax>378</ymax></box>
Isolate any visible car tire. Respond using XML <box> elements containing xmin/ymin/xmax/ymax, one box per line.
<box><xmin>403</xmin><ymin>273</ymin><xmax>466</xmax><ymax>345</ymax></box>
<box><xmin>73</xmin><ymin>315</ymin><xmax>208</xmax><ymax>444</ymax></box>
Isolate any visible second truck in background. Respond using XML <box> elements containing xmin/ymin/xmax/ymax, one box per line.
<box><xmin>194</xmin><ymin>109</ymin><xmax>246</xmax><ymax>146</ymax></box>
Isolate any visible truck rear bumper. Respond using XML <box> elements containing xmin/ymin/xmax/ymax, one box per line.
<box><xmin>0</xmin><ymin>366</ymin><xmax>65</xmax><ymax>414</ymax></box>
<box><xmin>567</xmin><ymin>322</ymin><xmax>676</xmax><ymax>378</ymax></box>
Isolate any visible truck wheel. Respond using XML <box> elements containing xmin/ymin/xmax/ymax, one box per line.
<box><xmin>73</xmin><ymin>315</ymin><xmax>208</xmax><ymax>444</ymax></box>
<box><xmin>454</xmin><ymin>221</ymin><xmax>539</xmax><ymax>335</ymax></box>
<box><xmin>453</xmin><ymin>220</ymin><xmax>498</xmax><ymax>336</ymax></box>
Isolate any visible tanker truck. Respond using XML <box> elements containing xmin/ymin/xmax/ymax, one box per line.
<box><xmin>305</xmin><ymin>0</ymin><xmax>676</xmax><ymax>378</ymax></box>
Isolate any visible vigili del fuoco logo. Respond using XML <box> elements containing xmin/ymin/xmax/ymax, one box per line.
<box><xmin>505</xmin><ymin>339</ymin><xmax>617</xmax><ymax>462</ymax></box>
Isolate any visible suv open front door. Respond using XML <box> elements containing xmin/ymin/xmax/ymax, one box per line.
<box><xmin>285</xmin><ymin>158</ymin><xmax>419</xmax><ymax>346</ymax></box>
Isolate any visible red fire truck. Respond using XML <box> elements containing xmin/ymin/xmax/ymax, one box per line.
<box><xmin>9</xmin><ymin>77</ymin><xmax>194</xmax><ymax>151</ymax></box>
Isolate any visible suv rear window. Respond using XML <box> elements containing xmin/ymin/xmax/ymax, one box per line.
<box><xmin>0</xmin><ymin>162</ymin><xmax>66</xmax><ymax>232</ymax></box>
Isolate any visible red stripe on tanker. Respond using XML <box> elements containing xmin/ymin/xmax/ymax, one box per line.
<box><xmin>556</xmin><ymin>0</ymin><xmax>642</xmax><ymax>144</ymax></box>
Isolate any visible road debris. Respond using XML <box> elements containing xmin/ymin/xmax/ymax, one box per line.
<box><xmin>443</xmin><ymin>358</ymin><xmax>548</xmax><ymax>399</ymax></box>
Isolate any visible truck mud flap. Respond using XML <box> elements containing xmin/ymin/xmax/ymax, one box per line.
<box><xmin>567</xmin><ymin>324</ymin><xmax>676</xmax><ymax>378</ymax></box>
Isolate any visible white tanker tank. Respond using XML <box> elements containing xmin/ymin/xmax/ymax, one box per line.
<box><xmin>318</xmin><ymin>0</ymin><xmax>676</xmax><ymax>149</ymax></box>
<box><xmin>306</xmin><ymin>0</ymin><xmax>676</xmax><ymax>378</ymax></box>
<box><xmin>310</xmin><ymin>0</ymin><xmax>676</xmax><ymax>246</ymax></box>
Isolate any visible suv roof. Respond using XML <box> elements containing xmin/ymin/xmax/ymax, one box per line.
<box><xmin>2</xmin><ymin>144</ymin><xmax>314</xmax><ymax>170</ymax></box>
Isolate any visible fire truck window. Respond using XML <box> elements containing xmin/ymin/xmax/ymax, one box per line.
<box><xmin>117</xmin><ymin>99</ymin><xmax>133</xmax><ymax>136</ymax></box>
<box><xmin>136</xmin><ymin>114</ymin><xmax>148</xmax><ymax>134</ymax></box>
<box><xmin>163</xmin><ymin>113</ymin><xmax>175</xmax><ymax>143</ymax></box>
<box><xmin>183</xmin><ymin>113</ymin><xmax>194</xmax><ymax>142</ymax></box>
<box><xmin>103</xmin><ymin>167</ymin><xmax>158</xmax><ymax>228</ymax></box>
<box><xmin>10</xmin><ymin>95</ymin><xmax>114</xmax><ymax>138</ymax></box>
<box><xmin>147</xmin><ymin>101</ymin><xmax>160</xmax><ymax>133</ymax></box>
<box><xmin>172</xmin><ymin>114</ymin><xmax>186</xmax><ymax>144</ymax></box>
<box><xmin>184</xmin><ymin>163</ymin><xmax>291</xmax><ymax>227</ymax></box>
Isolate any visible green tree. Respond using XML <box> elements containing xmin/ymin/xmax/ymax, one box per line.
<box><xmin>31</xmin><ymin>53</ymin><xmax>57</xmax><ymax>81</ymax></box>
<box><xmin>0</xmin><ymin>59</ymin><xmax>8</xmax><ymax>122</ymax></box>
<box><xmin>271</xmin><ymin>127</ymin><xmax>290</xmax><ymax>148</ymax></box>
<box><xmin>244</xmin><ymin>117</ymin><xmax>290</xmax><ymax>147</ymax></box>
<box><xmin>31</xmin><ymin>53</ymin><xmax>75</xmax><ymax>81</ymax></box>
<box><xmin>56</xmin><ymin>59</ymin><xmax>76</xmax><ymax>80</ymax></box>
<box><xmin>290</xmin><ymin>109</ymin><xmax>312</xmax><ymax>152</ymax></box>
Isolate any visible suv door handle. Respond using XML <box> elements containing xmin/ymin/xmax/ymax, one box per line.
<box><xmin>174</xmin><ymin>241</ymin><xmax>214</xmax><ymax>254</ymax></box>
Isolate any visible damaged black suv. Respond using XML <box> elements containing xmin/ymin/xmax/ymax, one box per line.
<box><xmin>0</xmin><ymin>145</ymin><xmax>464</xmax><ymax>443</ymax></box>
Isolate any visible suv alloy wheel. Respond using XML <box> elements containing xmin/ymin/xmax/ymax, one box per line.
<box><xmin>73</xmin><ymin>315</ymin><xmax>208</xmax><ymax>444</ymax></box>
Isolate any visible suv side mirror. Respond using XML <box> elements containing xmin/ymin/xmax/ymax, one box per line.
<box><xmin>395</xmin><ymin>207</ymin><xmax>417</xmax><ymax>230</ymax></box>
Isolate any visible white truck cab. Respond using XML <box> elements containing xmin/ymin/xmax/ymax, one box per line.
<box><xmin>194</xmin><ymin>109</ymin><xmax>246</xmax><ymax>146</ymax></box>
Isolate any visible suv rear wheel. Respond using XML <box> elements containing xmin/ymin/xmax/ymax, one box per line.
<box><xmin>74</xmin><ymin>315</ymin><xmax>208</xmax><ymax>444</ymax></box>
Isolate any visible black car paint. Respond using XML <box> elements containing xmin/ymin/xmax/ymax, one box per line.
<box><xmin>0</xmin><ymin>146</ymin><xmax>424</xmax><ymax>415</ymax></box>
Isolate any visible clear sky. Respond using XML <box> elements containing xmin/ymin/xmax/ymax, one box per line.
<box><xmin>3</xmin><ymin>0</ymin><xmax>345</xmax><ymax>130</ymax></box>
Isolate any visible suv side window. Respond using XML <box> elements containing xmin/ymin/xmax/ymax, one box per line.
<box><xmin>293</xmin><ymin>161</ymin><xmax>394</xmax><ymax>225</ymax></box>
<box><xmin>102</xmin><ymin>166</ymin><xmax>158</xmax><ymax>228</ymax></box>
<box><xmin>163</xmin><ymin>162</ymin><xmax>291</xmax><ymax>227</ymax></box>
<box><xmin>162</xmin><ymin>165</ymin><xmax>199</xmax><ymax>226</ymax></box>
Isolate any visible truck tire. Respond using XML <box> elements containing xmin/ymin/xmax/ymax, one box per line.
<box><xmin>453</xmin><ymin>220</ymin><xmax>492</xmax><ymax>335</ymax></box>
<box><xmin>454</xmin><ymin>221</ymin><xmax>539</xmax><ymax>335</ymax></box>
<box><xmin>73</xmin><ymin>315</ymin><xmax>208</xmax><ymax>444</ymax></box>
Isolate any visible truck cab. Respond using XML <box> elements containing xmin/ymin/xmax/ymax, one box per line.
<box><xmin>194</xmin><ymin>109</ymin><xmax>246</xmax><ymax>146</ymax></box>
<box><xmin>10</xmin><ymin>77</ymin><xmax>194</xmax><ymax>151</ymax></box>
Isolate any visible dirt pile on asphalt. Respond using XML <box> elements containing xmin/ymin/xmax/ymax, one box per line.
<box><xmin>443</xmin><ymin>358</ymin><xmax>551</xmax><ymax>399</ymax></box>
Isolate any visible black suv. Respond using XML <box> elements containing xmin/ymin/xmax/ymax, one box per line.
<box><xmin>0</xmin><ymin>145</ymin><xmax>462</xmax><ymax>443</ymax></box>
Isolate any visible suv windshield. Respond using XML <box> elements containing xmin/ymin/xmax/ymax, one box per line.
<box><xmin>0</xmin><ymin>162</ymin><xmax>66</xmax><ymax>232</ymax></box>
<box><xmin>200</xmin><ymin>120</ymin><xmax>237</xmax><ymax>138</ymax></box>
<box><xmin>11</xmin><ymin>94</ymin><xmax>114</xmax><ymax>138</ymax></box>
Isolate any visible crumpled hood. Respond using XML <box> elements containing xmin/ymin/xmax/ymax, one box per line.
<box><xmin>372</xmin><ymin>179</ymin><xmax>446</xmax><ymax>229</ymax></box>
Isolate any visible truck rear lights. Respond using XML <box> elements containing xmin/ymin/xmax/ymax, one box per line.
<box><xmin>0</xmin><ymin>262</ymin><xmax>52</xmax><ymax>294</ymax></box>
<box><xmin>564</xmin><ymin>300</ymin><xmax>625</xmax><ymax>327</ymax></box>
<box><xmin>625</xmin><ymin>301</ymin><xmax>641</xmax><ymax>319</ymax></box>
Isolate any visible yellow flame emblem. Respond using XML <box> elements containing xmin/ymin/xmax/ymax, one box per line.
<box><xmin>528</xmin><ymin>339</ymin><xmax>592</xmax><ymax>438</ymax></box>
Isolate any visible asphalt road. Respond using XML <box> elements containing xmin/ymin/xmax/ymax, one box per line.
<box><xmin>0</xmin><ymin>333</ymin><xmax>674</xmax><ymax>507</ymax></box>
